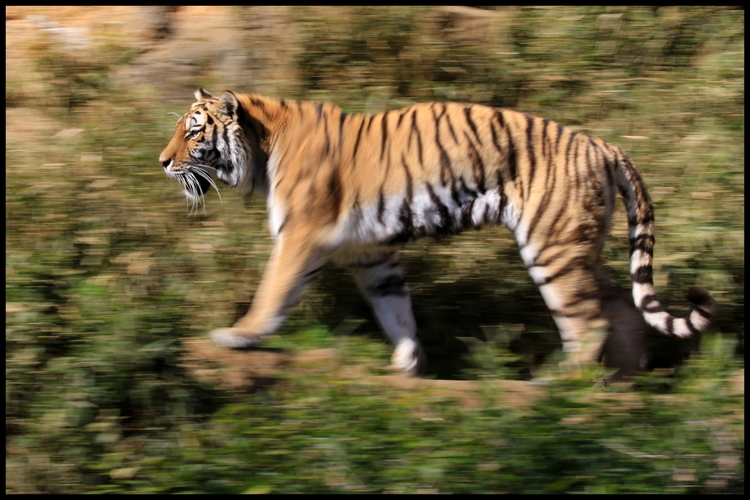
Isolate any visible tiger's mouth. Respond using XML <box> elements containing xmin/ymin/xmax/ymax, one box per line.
<box><xmin>187</xmin><ymin>167</ymin><xmax>213</xmax><ymax>196</ymax></box>
<box><xmin>168</xmin><ymin>165</ymin><xmax>222</xmax><ymax>209</ymax></box>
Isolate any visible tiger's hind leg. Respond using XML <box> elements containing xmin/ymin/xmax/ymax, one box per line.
<box><xmin>210</xmin><ymin>230</ymin><xmax>329</xmax><ymax>348</ymax></box>
<box><xmin>336</xmin><ymin>248</ymin><xmax>425</xmax><ymax>375</ymax></box>
<box><xmin>521</xmin><ymin>244</ymin><xmax>609</xmax><ymax>378</ymax></box>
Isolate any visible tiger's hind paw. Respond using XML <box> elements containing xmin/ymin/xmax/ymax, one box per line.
<box><xmin>209</xmin><ymin>328</ymin><xmax>266</xmax><ymax>349</ymax></box>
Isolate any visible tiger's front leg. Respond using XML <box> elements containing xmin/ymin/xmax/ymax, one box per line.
<box><xmin>342</xmin><ymin>249</ymin><xmax>425</xmax><ymax>375</ymax></box>
<box><xmin>210</xmin><ymin>230</ymin><xmax>328</xmax><ymax>348</ymax></box>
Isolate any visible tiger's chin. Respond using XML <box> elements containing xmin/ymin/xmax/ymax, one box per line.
<box><xmin>189</xmin><ymin>169</ymin><xmax>214</xmax><ymax>195</ymax></box>
<box><xmin>175</xmin><ymin>167</ymin><xmax>226</xmax><ymax>211</ymax></box>
<box><xmin>181</xmin><ymin>179</ymin><xmax>211</xmax><ymax>211</ymax></box>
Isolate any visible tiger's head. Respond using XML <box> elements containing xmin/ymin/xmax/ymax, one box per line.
<box><xmin>159</xmin><ymin>88</ymin><xmax>252</xmax><ymax>210</ymax></box>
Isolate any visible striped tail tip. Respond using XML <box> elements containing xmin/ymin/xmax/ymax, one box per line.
<box><xmin>686</xmin><ymin>286</ymin><xmax>716</xmax><ymax>323</ymax></box>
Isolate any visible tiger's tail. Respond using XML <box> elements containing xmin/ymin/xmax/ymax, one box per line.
<box><xmin>615</xmin><ymin>151</ymin><xmax>716</xmax><ymax>337</ymax></box>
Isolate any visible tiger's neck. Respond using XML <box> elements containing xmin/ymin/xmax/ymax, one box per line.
<box><xmin>231</xmin><ymin>94</ymin><xmax>290</xmax><ymax>197</ymax></box>
<box><xmin>234</xmin><ymin>93</ymin><xmax>288</xmax><ymax>141</ymax></box>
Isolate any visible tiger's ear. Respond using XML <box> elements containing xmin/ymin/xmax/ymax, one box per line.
<box><xmin>195</xmin><ymin>88</ymin><xmax>213</xmax><ymax>102</ymax></box>
<box><xmin>218</xmin><ymin>91</ymin><xmax>239</xmax><ymax>117</ymax></box>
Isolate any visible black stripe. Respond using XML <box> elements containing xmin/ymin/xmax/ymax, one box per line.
<box><xmin>541</xmin><ymin>258</ymin><xmax>587</xmax><ymax>285</ymax></box>
<box><xmin>495</xmin><ymin>158</ymin><xmax>505</xmax><ymax>188</ymax></box>
<box><xmin>350</xmin><ymin>193</ymin><xmax>362</xmax><ymax>224</ymax></box>
<box><xmin>322</xmin><ymin>117</ymin><xmax>331</xmax><ymax>158</ymax></box>
<box><xmin>436</xmin><ymin>133</ymin><xmax>452</xmax><ymax>188</ymax></box>
<box><xmin>495</xmin><ymin>109</ymin><xmax>506</xmax><ymax>128</ymax></box>
<box><xmin>466</xmin><ymin>136</ymin><xmax>486</xmax><ymax>194</ymax></box>
<box><xmin>380</xmin><ymin>113</ymin><xmax>389</xmax><ymax>161</ymax></box>
<box><xmin>456</xmin><ymin>176</ymin><xmax>478</xmax><ymax>200</ymax></box>
<box><xmin>687</xmin><ymin>287</ymin><xmax>713</xmax><ymax>308</ymax></box>
<box><xmin>525</xmin><ymin>115</ymin><xmax>537</xmax><ymax>199</ymax></box>
<box><xmin>426</xmin><ymin>183</ymin><xmax>451</xmax><ymax>231</ymax></box>
<box><xmin>397</xmin><ymin>198</ymin><xmax>414</xmax><ymax>236</ymax></box>
<box><xmin>496</xmin><ymin>182</ymin><xmax>508</xmax><ymax>223</ymax></box>
<box><xmin>328</xmin><ymin>168</ymin><xmax>342</xmax><ymax>220</ymax></box>
<box><xmin>461</xmin><ymin>199</ymin><xmax>475</xmax><ymax>229</ymax></box>
<box><xmin>640</xmin><ymin>294</ymin><xmax>662</xmax><ymax>313</ymax></box>
<box><xmin>529</xmin><ymin>246</ymin><xmax>568</xmax><ymax>268</ymax></box>
<box><xmin>554</xmin><ymin>123</ymin><xmax>563</xmax><ymax>152</ymax></box>
<box><xmin>507</xmin><ymin>134</ymin><xmax>518</xmax><ymax>181</ymax></box>
<box><xmin>352</xmin><ymin>118</ymin><xmax>365</xmax><ymax>159</ymax></box>
<box><xmin>402</xmin><ymin>154</ymin><xmax>413</xmax><ymax>203</ymax></box>
<box><xmin>627</xmin><ymin>212</ymin><xmax>638</xmax><ymax>229</ymax></box>
<box><xmin>571</xmin><ymin>136</ymin><xmax>584</xmax><ymax>205</ymax></box>
<box><xmin>585</xmin><ymin>145</ymin><xmax>605</xmax><ymax>211</ymax></box>
<box><xmin>339</xmin><ymin>112</ymin><xmax>347</xmax><ymax>144</ymax></box>
<box><xmin>433</xmin><ymin>102</ymin><xmax>446</xmax><ymax>123</ymax></box>
<box><xmin>431</xmin><ymin>113</ymin><xmax>458</xmax><ymax>204</ymax></box>
<box><xmin>638</xmin><ymin>210</ymin><xmax>655</xmax><ymax>227</ymax></box>
<box><xmin>410</xmin><ymin>110</ymin><xmax>423</xmax><ymax>167</ymax></box>
<box><xmin>249</xmin><ymin>98</ymin><xmax>267</xmax><ymax>121</ymax></box>
<box><xmin>629</xmin><ymin>234</ymin><xmax>655</xmax><ymax>257</ymax></box>
<box><xmin>397</xmin><ymin>108</ymin><xmax>409</xmax><ymax>129</ymax></box>
<box><xmin>564</xmin><ymin>131</ymin><xmax>577</xmax><ymax>193</ymax></box>
<box><xmin>490</xmin><ymin>116</ymin><xmax>502</xmax><ymax>154</ymax></box>
<box><xmin>431</xmin><ymin>104</ymin><xmax>447</xmax><ymax>173</ymax></box>
<box><xmin>559</xmin><ymin>288</ymin><xmax>601</xmax><ymax>310</ymax></box>
<box><xmin>445</xmin><ymin>109</ymin><xmax>458</xmax><ymax>144</ymax></box>
<box><xmin>377</xmin><ymin>188</ymin><xmax>386</xmax><ymax>224</ymax></box>
<box><xmin>464</xmin><ymin>106</ymin><xmax>482</xmax><ymax>145</ymax></box>
<box><xmin>450</xmin><ymin>178</ymin><xmax>461</xmax><ymax>206</ymax></box>
<box><xmin>540</xmin><ymin>197</ymin><xmax>569</xmax><ymax>242</ymax></box>
<box><xmin>603</xmin><ymin>150</ymin><xmax>615</xmax><ymax>196</ymax></box>
<box><xmin>631</xmin><ymin>265</ymin><xmax>653</xmax><ymax>284</ymax></box>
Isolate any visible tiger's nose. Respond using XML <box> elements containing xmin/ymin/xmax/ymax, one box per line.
<box><xmin>160</xmin><ymin>157</ymin><xmax>172</xmax><ymax>169</ymax></box>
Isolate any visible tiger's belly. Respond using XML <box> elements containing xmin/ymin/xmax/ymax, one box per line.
<box><xmin>338</xmin><ymin>185</ymin><xmax>515</xmax><ymax>247</ymax></box>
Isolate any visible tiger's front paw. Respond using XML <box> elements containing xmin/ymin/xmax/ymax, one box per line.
<box><xmin>389</xmin><ymin>339</ymin><xmax>426</xmax><ymax>376</ymax></box>
<box><xmin>209</xmin><ymin>328</ymin><xmax>266</xmax><ymax>349</ymax></box>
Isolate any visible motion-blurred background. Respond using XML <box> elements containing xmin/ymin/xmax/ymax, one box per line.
<box><xmin>6</xmin><ymin>6</ymin><xmax>743</xmax><ymax>493</ymax></box>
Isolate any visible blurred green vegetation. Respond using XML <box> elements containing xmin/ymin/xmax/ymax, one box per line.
<box><xmin>6</xmin><ymin>6</ymin><xmax>743</xmax><ymax>493</ymax></box>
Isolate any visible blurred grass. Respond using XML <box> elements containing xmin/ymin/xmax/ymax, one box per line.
<box><xmin>5</xmin><ymin>6</ymin><xmax>743</xmax><ymax>493</ymax></box>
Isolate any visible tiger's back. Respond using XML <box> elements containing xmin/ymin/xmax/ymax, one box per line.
<box><xmin>159</xmin><ymin>89</ymin><xmax>715</xmax><ymax>379</ymax></box>
<box><xmin>269</xmin><ymin>99</ymin><xmax>613</xmax><ymax>245</ymax></box>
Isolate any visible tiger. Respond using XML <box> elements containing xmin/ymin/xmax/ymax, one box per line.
<box><xmin>159</xmin><ymin>88</ymin><xmax>716</xmax><ymax>377</ymax></box>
